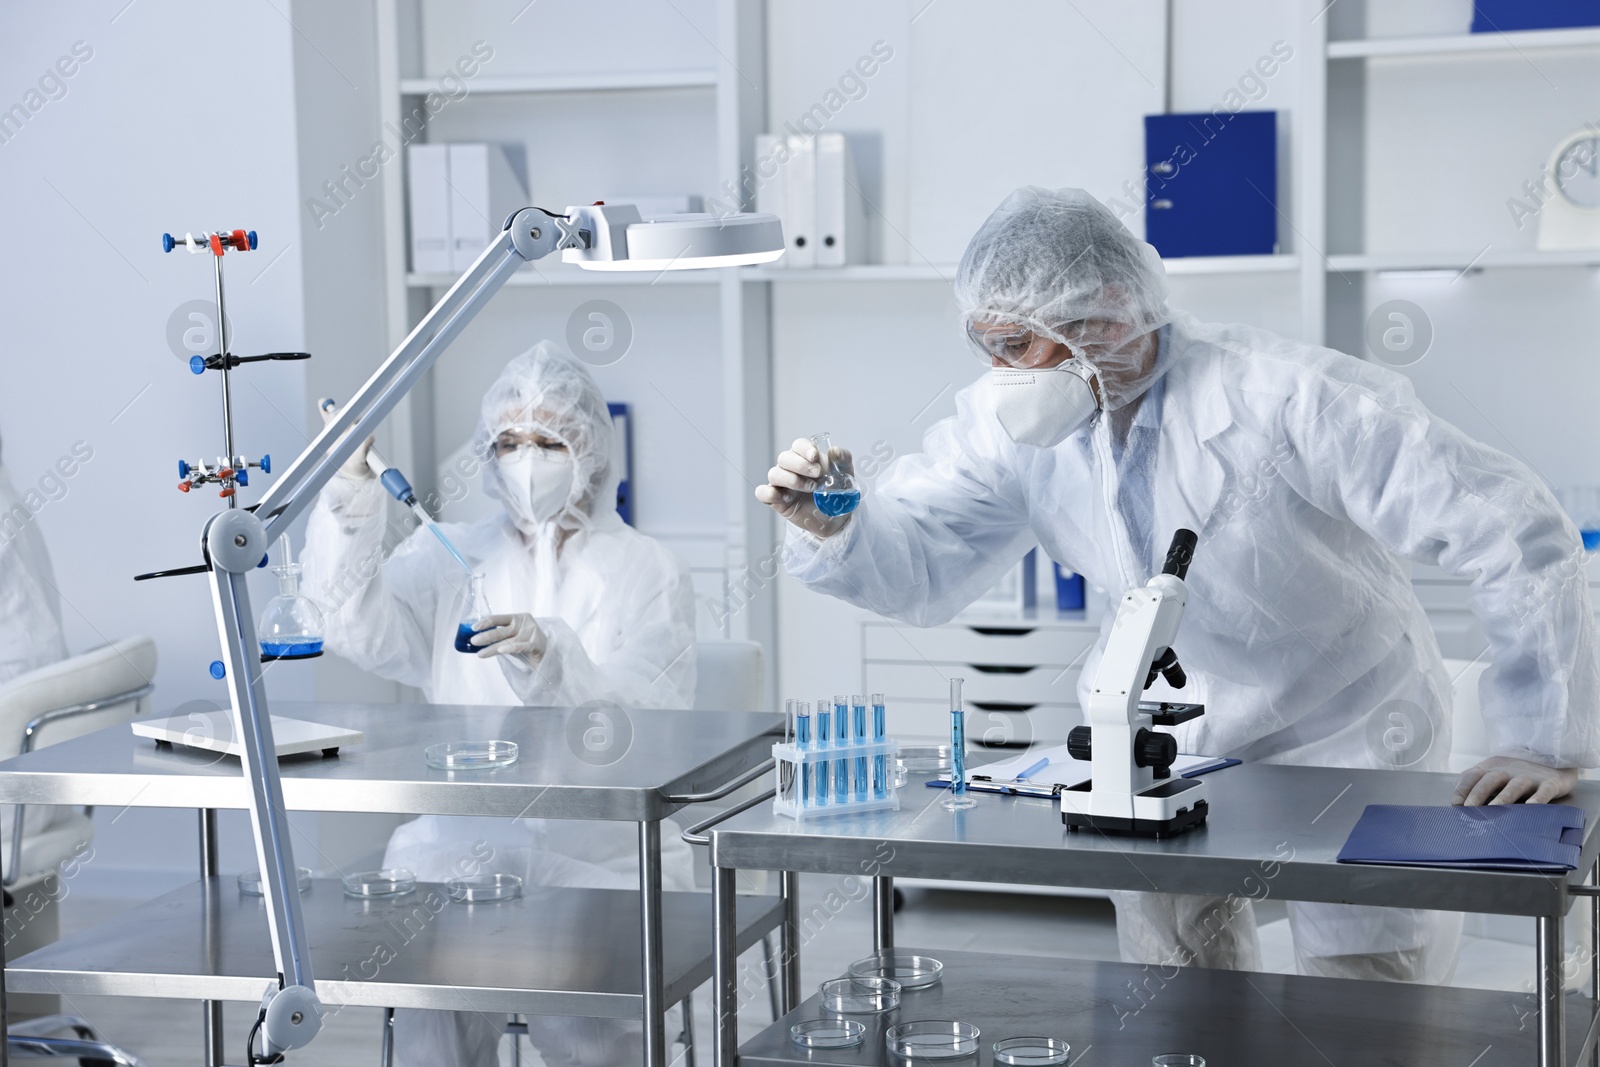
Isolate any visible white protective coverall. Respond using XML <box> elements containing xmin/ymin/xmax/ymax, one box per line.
<box><xmin>783</xmin><ymin>188</ymin><xmax>1600</xmax><ymax>984</ymax></box>
<box><xmin>0</xmin><ymin>446</ymin><xmax>70</xmax><ymax>852</ymax></box>
<box><xmin>303</xmin><ymin>342</ymin><xmax>698</xmax><ymax>1066</ymax></box>
<box><xmin>0</xmin><ymin>451</ymin><xmax>67</xmax><ymax>686</ymax></box>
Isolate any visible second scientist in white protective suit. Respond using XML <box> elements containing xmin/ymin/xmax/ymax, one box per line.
<box><xmin>758</xmin><ymin>187</ymin><xmax>1600</xmax><ymax>985</ymax></box>
<box><xmin>303</xmin><ymin>341</ymin><xmax>697</xmax><ymax>1066</ymax></box>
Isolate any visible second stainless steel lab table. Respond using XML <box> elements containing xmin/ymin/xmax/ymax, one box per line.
<box><xmin>0</xmin><ymin>701</ymin><xmax>785</xmax><ymax>1067</ymax></box>
<box><xmin>702</xmin><ymin>763</ymin><xmax>1600</xmax><ymax>1067</ymax></box>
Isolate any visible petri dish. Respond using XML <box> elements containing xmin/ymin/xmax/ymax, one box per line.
<box><xmin>898</xmin><ymin>745</ymin><xmax>952</xmax><ymax>787</ymax></box>
<box><xmin>425</xmin><ymin>740</ymin><xmax>519</xmax><ymax>771</ymax></box>
<box><xmin>886</xmin><ymin>1021</ymin><xmax>980</xmax><ymax>1060</ymax></box>
<box><xmin>238</xmin><ymin>867</ymin><xmax>312</xmax><ymax>896</ymax></box>
<box><xmin>790</xmin><ymin>1019</ymin><xmax>866</xmax><ymax>1049</ymax></box>
<box><xmin>447</xmin><ymin>873</ymin><xmax>523</xmax><ymax>903</ymax></box>
<box><xmin>819</xmin><ymin>976</ymin><xmax>901</xmax><ymax>1014</ymax></box>
<box><xmin>1153</xmin><ymin>1058</ymin><xmax>1205</xmax><ymax>1067</ymax></box>
<box><xmin>994</xmin><ymin>1037</ymin><xmax>1071</xmax><ymax>1065</ymax></box>
<box><xmin>342</xmin><ymin>869</ymin><xmax>416</xmax><ymax>898</ymax></box>
<box><xmin>849</xmin><ymin>950</ymin><xmax>944</xmax><ymax>989</ymax></box>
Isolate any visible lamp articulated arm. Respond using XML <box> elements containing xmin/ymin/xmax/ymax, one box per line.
<box><xmin>206</xmin><ymin>206</ymin><xmax>567</xmax><ymax>1061</ymax></box>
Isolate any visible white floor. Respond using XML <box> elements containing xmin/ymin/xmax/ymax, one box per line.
<box><xmin>20</xmin><ymin>881</ymin><xmax>1574</xmax><ymax>1065</ymax></box>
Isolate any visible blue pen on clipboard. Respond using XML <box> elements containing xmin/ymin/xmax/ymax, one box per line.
<box><xmin>1016</xmin><ymin>756</ymin><xmax>1050</xmax><ymax>781</ymax></box>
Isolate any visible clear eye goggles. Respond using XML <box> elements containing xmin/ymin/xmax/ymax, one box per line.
<box><xmin>491</xmin><ymin>426</ymin><xmax>572</xmax><ymax>461</ymax></box>
<box><xmin>965</xmin><ymin>321</ymin><xmax>1074</xmax><ymax>368</ymax></box>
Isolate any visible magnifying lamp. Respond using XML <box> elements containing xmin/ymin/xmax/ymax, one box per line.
<box><xmin>197</xmin><ymin>203</ymin><xmax>781</xmax><ymax>1062</ymax></box>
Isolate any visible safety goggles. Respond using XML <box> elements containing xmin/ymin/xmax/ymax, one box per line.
<box><xmin>491</xmin><ymin>425</ymin><xmax>572</xmax><ymax>461</ymax></box>
<box><xmin>965</xmin><ymin>320</ymin><xmax>1076</xmax><ymax>369</ymax></box>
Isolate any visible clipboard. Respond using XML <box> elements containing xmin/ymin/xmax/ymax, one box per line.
<box><xmin>925</xmin><ymin>743</ymin><xmax>1240</xmax><ymax>798</ymax></box>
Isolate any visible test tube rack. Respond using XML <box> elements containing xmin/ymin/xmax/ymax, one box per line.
<box><xmin>772</xmin><ymin>737</ymin><xmax>901</xmax><ymax>821</ymax></box>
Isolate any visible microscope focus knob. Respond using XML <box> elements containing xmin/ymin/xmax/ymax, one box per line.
<box><xmin>1134</xmin><ymin>728</ymin><xmax>1178</xmax><ymax>771</ymax></box>
<box><xmin>1066</xmin><ymin>726</ymin><xmax>1093</xmax><ymax>762</ymax></box>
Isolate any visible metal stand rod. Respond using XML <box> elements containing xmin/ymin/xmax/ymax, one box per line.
<box><xmin>712</xmin><ymin>866</ymin><xmax>738</xmax><ymax>1067</ymax></box>
<box><xmin>212</xmin><ymin>253</ymin><xmax>235</xmax><ymax>510</ymax></box>
<box><xmin>2</xmin><ymin>813</ymin><xmax>10</xmax><ymax>1067</ymax></box>
<box><xmin>639</xmin><ymin>821</ymin><xmax>665</xmax><ymax>1067</ymax></box>
<box><xmin>380</xmin><ymin>1007</ymin><xmax>394</xmax><ymax>1067</ymax></box>
<box><xmin>873</xmin><ymin>876</ymin><xmax>895</xmax><ymax>952</ymax></box>
<box><xmin>200</xmin><ymin>809</ymin><xmax>223</xmax><ymax>1067</ymax></box>
<box><xmin>780</xmin><ymin>870</ymin><xmax>800</xmax><ymax>1014</ymax></box>
<box><xmin>1539</xmin><ymin>912</ymin><xmax>1566</xmax><ymax>1067</ymax></box>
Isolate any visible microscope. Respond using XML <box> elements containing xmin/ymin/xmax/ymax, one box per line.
<box><xmin>1060</xmin><ymin>529</ymin><xmax>1209</xmax><ymax>838</ymax></box>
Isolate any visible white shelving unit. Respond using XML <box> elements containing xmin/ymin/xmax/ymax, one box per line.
<box><xmin>373</xmin><ymin>1</ymin><xmax>778</xmax><ymax>707</ymax></box>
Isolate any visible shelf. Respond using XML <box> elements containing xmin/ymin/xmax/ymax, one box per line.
<box><xmin>1328</xmin><ymin>248</ymin><xmax>1600</xmax><ymax>272</ymax></box>
<box><xmin>740</xmin><ymin>255</ymin><xmax>1298</xmax><ymax>283</ymax></box>
<box><xmin>407</xmin><ymin>265</ymin><xmax>719</xmax><ymax>288</ymax></box>
<box><xmin>399</xmin><ymin>70</ymin><xmax>717</xmax><ymax>95</ymax></box>
<box><xmin>1329</xmin><ymin>26</ymin><xmax>1600</xmax><ymax>59</ymax></box>
<box><xmin>8</xmin><ymin>877</ymin><xmax>783</xmax><ymax>1015</ymax></box>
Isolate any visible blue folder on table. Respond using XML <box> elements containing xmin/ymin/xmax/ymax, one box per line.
<box><xmin>1337</xmin><ymin>804</ymin><xmax>1586</xmax><ymax>873</ymax></box>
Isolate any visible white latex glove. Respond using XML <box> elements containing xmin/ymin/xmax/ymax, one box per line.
<box><xmin>754</xmin><ymin>437</ymin><xmax>856</xmax><ymax>538</ymax></box>
<box><xmin>317</xmin><ymin>398</ymin><xmax>374</xmax><ymax>481</ymax></box>
<box><xmin>469</xmin><ymin>613</ymin><xmax>548</xmax><ymax>664</ymax></box>
<box><xmin>1451</xmin><ymin>756</ymin><xmax>1578</xmax><ymax>806</ymax></box>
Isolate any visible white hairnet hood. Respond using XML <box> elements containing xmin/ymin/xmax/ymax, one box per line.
<box><xmin>473</xmin><ymin>340</ymin><xmax>621</xmax><ymax>535</ymax></box>
<box><xmin>956</xmin><ymin>186</ymin><xmax>1174</xmax><ymax>410</ymax></box>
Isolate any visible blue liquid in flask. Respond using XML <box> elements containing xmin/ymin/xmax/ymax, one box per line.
<box><xmin>262</xmin><ymin>639</ymin><xmax>323</xmax><ymax>658</ymax></box>
<box><xmin>809</xmin><ymin>432</ymin><xmax>860</xmax><ymax>517</ymax></box>
<box><xmin>813</xmin><ymin>489</ymin><xmax>860</xmax><ymax>516</ymax></box>
<box><xmin>454</xmin><ymin>623</ymin><xmax>480</xmax><ymax>654</ymax></box>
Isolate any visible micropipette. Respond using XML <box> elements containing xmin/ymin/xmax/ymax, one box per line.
<box><xmin>319</xmin><ymin>398</ymin><xmax>472</xmax><ymax>575</ymax></box>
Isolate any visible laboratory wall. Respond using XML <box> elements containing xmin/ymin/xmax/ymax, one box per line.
<box><xmin>0</xmin><ymin>0</ymin><xmax>405</xmax><ymax>892</ymax></box>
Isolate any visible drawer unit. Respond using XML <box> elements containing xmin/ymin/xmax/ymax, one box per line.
<box><xmin>863</xmin><ymin>614</ymin><xmax>1102</xmax><ymax>748</ymax></box>
<box><xmin>885</xmin><ymin>700</ymin><xmax>1083</xmax><ymax>746</ymax></box>
<box><xmin>862</xmin><ymin>620</ymin><xmax>1097</xmax><ymax>667</ymax></box>
<box><xmin>864</xmin><ymin>662</ymin><xmax>1082</xmax><ymax>707</ymax></box>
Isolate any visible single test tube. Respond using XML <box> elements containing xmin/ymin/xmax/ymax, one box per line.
<box><xmin>852</xmin><ymin>694</ymin><xmax>869</xmax><ymax>802</ymax></box>
<box><xmin>780</xmin><ymin>699</ymin><xmax>796</xmax><ymax>805</ymax></box>
<box><xmin>943</xmin><ymin>677</ymin><xmax>976</xmax><ymax>810</ymax></box>
<box><xmin>871</xmin><ymin>692</ymin><xmax>888</xmax><ymax>799</ymax></box>
<box><xmin>815</xmin><ymin>697</ymin><xmax>832</xmax><ymax>805</ymax></box>
<box><xmin>796</xmin><ymin>702</ymin><xmax>812</xmax><ymax>808</ymax></box>
<box><xmin>833</xmin><ymin>694</ymin><xmax>850</xmax><ymax>800</ymax></box>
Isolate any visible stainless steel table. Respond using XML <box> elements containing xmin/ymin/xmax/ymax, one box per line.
<box><xmin>0</xmin><ymin>702</ymin><xmax>785</xmax><ymax>1067</ymax></box>
<box><xmin>703</xmin><ymin>763</ymin><xmax>1600</xmax><ymax>1066</ymax></box>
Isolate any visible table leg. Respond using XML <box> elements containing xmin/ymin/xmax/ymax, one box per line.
<box><xmin>1538</xmin><ymin>911</ymin><xmax>1565</xmax><ymax>1067</ymax></box>
<box><xmin>1592</xmin><ymin>858</ymin><xmax>1598</xmax><ymax>1067</ymax></box>
<box><xmin>780</xmin><ymin>871</ymin><xmax>800</xmax><ymax>1014</ymax></box>
<box><xmin>199</xmin><ymin>809</ymin><xmax>223</xmax><ymax>1067</ymax></box>
<box><xmin>873</xmin><ymin>876</ymin><xmax>895</xmax><ymax>952</ymax></box>
<box><xmin>712</xmin><ymin>866</ymin><xmax>738</xmax><ymax>1067</ymax></box>
<box><xmin>2</xmin><ymin>820</ymin><xmax>9</xmax><ymax>1067</ymax></box>
<box><xmin>639</xmin><ymin>821</ymin><xmax>665</xmax><ymax>1067</ymax></box>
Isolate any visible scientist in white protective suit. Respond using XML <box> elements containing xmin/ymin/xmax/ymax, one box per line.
<box><xmin>757</xmin><ymin>187</ymin><xmax>1600</xmax><ymax>984</ymax></box>
<box><xmin>303</xmin><ymin>341</ymin><xmax>698</xmax><ymax>1067</ymax></box>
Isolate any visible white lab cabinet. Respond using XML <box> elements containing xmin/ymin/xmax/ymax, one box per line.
<box><xmin>861</xmin><ymin>613</ymin><xmax>1102</xmax><ymax>748</ymax></box>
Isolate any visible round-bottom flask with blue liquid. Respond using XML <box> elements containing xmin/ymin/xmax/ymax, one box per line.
<box><xmin>810</xmin><ymin>432</ymin><xmax>861</xmax><ymax>517</ymax></box>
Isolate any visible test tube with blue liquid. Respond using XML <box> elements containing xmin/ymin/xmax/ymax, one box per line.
<box><xmin>814</xmin><ymin>696</ymin><xmax>831</xmax><ymax>805</ymax></box>
<box><xmin>796</xmin><ymin>701</ymin><xmax>813</xmax><ymax>807</ymax></box>
<box><xmin>809</xmin><ymin>433</ymin><xmax>860</xmax><ymax>517</ymax></box>
<box><xmin>833</xmin><ymin>694</ymin><xmax>850</xmax><ymax>799</ymax></box>
<box><xmin>943</xmin><ymin>677</ymin><xmax>976</xmax><ymax>810</ymax></box>
<box><xmin>851</xmin><ymin>694</ymin><xmax>869</xmax><ymax>802</ymax></box>
<box><xmin>871</xmin><ymin>692</ymin><xmax>888</xmax><ymax>799</ymax></box>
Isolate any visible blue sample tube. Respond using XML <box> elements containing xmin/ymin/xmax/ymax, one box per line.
<box><xmin>871</xmin><ymin>692</ymin><xmax>888</xmax><ymax>799</ymax></box>
<box><xmin>796</xmin><ymin>701</ymin><xmax>812</xmax><ymax>808</ymax></box>
<box><xmin>814</xmin><ymin>699</ymin><xmax>831</xmax><ymax>805</ymax></box>
<box><xmin>852</xmin><ymin>694</ymin><xmax>869</xmax><ymax>802</ymax></box>
<box><xmin>944</xmin><ymin>677</ymin><xmax>976</xmax><ymax>810</ymax></box>
<box><xmin>833</xmin><ymin>695</ymin><xmax>850</xmax><ymax>800</ymax></box>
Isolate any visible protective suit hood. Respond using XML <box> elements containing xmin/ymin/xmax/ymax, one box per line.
<box><xmin>956</xmin><ymin>186</ymin><xmax>1175</xmax><ymax>411</ymax></box>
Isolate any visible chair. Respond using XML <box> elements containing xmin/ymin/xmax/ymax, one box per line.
<box><xmin>0</xmin><ymin>637</ymin><xmax>156</xmax><ymax>1016</ymax></box>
